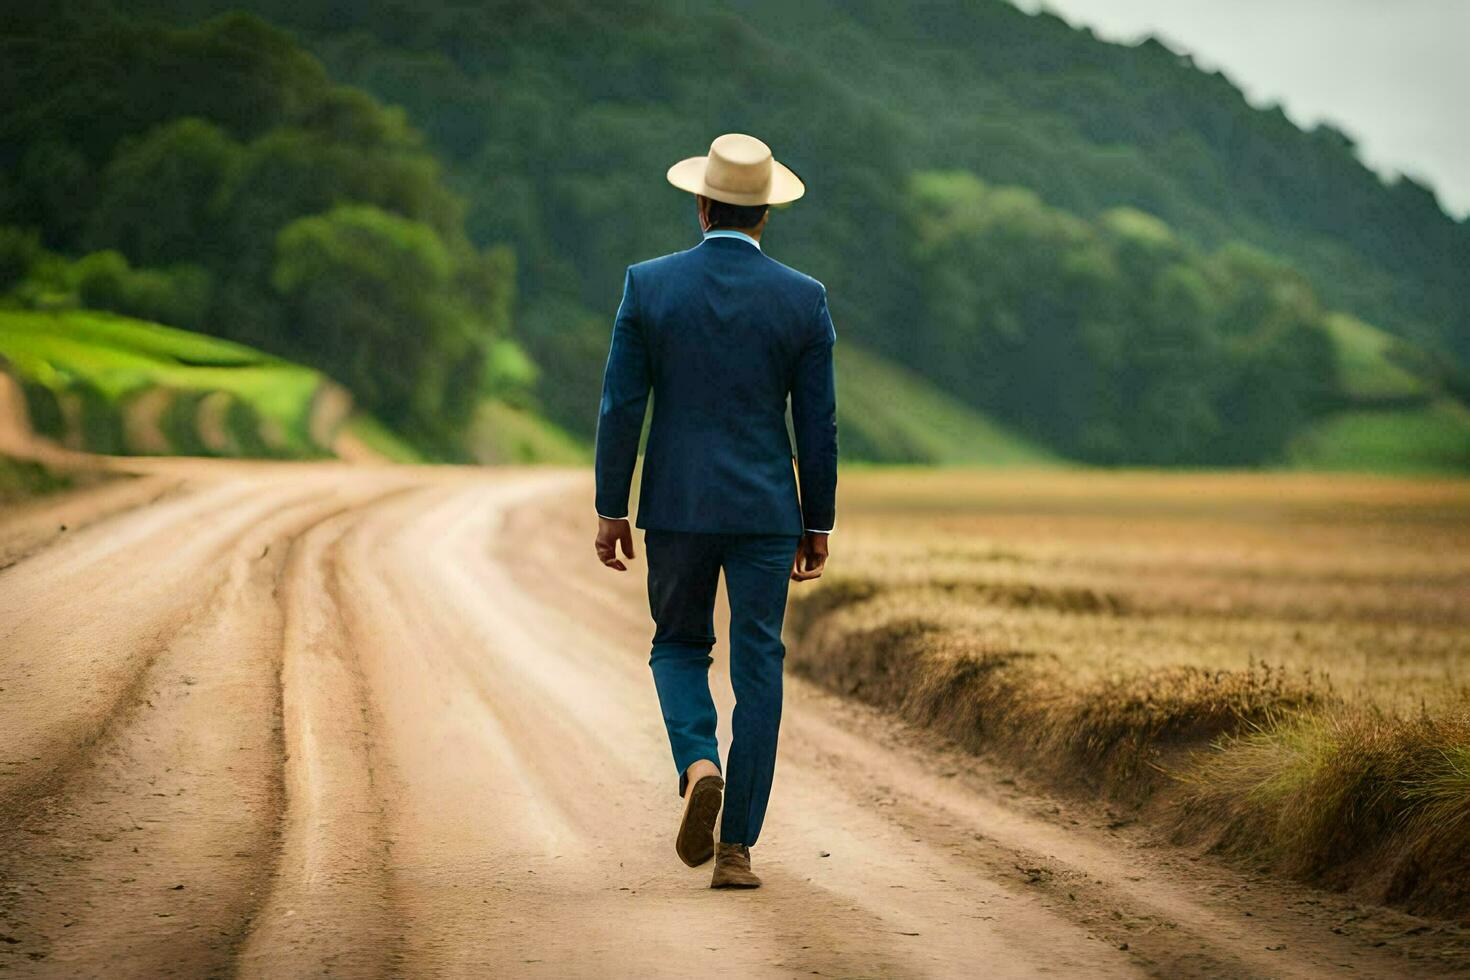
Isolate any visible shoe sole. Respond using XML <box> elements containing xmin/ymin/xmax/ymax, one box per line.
<box><xmin>710</xmin><ymin>877</ymin><xmax>762</xmax><ymax>889</ymax></box>
<box><xmin>675</xmin><ymin>774</ymin><xmax>724</xmax><ymax>868</ymax></box>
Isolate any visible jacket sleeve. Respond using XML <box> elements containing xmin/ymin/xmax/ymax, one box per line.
<box><xmin>791</xmin><ymin>285</ymin><xmax>838</xmax><ymax>533</ymax></box>
<box><xmin>593</xmin><ymin>267</ymin><xmax>651</xmax><ymax>520</ymax></box>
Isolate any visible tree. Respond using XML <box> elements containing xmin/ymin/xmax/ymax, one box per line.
<box><xmin>271</xmin><ymin>204</ymin><xmax>496</xmax><ymax>440</ymax></box>
<box><xmin>898</xmin><ymin>170</ymin><xmax>1339</xmax><ymax>465</ymax></box>
<box><xmin>84</xmin><ymin>118</ymin><xmax>242</xmax><ymax>266</ymax></box>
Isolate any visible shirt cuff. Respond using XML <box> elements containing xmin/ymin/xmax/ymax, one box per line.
<box><xmin>597</xmin><ymin>512</ymin><xmax>628</xmax><ymax>521</ymax></box>
<box><xmin>805</xmin><ymin>527</ymin><xmax>833</xmax><ymax>535</ymax></box>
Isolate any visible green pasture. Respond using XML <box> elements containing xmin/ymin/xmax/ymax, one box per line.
<box><xmin>834</xmin><ymin>344</ymin><xmax>1060</xmax><ymax>467</ymax></box>
<box><xmin>1289</xmin><ymin>399</ymin><xmax>1470</xmax><ymax>475</ymax></box>
<box><xmin>1323</xmin><ymin>313</ymin><xmax>1427</xmax><ymax>402</ymax></box>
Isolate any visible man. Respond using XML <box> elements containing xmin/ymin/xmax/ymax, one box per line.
<box><xmin>593</xmin><ymin>133</ymin><xmax>838</xmax><ymax>890</ymax></box>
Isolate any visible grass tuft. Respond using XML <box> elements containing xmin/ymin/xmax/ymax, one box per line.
<box><xmin>1177</xmin><ymin>707</ymin><xmax>1470</xmax><ymax>917</ymax></box>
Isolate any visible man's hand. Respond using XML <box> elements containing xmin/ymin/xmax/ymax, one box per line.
<box><xmin>791</xmin><ymin>532</ymin><xmax>829</xmax><ymax>582</ymax></box>
<box><xmin>595</xmin><ymin>516</ymin><xmax>636</xmax><ymax>571</ymax></box>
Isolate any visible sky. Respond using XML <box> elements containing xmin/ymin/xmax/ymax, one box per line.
<box><xmin>1009</xmin><ymin>0</ymin><xmax>1470</xmax><ymax>219</ymax></box>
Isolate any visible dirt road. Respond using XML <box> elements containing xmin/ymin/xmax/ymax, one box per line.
<box><xmin>1</xmin><ymin>460</ymin><xmax>1464</xmax><ymax>978</ymax></box>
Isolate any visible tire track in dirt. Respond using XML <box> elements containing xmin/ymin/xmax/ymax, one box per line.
<box><xmin>234</xmin><ymin>498</ymin><xmax>410</xmax><ymax>978</ymax></box>
<box><xmin>375</xmin><ymin>482</ymin><xmax>904</xmax><ymax>976</ymax></box>
<box><xmin>1</xmin><ymin>478</ymin><xmax>373</xmax><ymax>819</ymax></box>
<box><xmin>0</xmin><ymin>474</ymin><xmax>181</xmax><ymax>572</ymax></box>
<box><xmin>2</xmin><ymin>489</ymin><xmax>344</xmax><ymax>974</ymax></box>
<box><xmin>0</xmin><ymin>471</ymin><xmax>419</xmax><ymax>976</ymax></box>
<box><xmin>1</xmin><ymin>481</ymin><xmax>277</xmax><ymax>817</ymax></box>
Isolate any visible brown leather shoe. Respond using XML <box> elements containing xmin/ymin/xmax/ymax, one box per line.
<box><xmin>710</xmin><ymin>842</ymin><xmax>762</xmax><ymax>889</ymax></box>
<box><xmin>675</xmin><ymin>774</ymin><xmax>724</xmax><ymax>867</ymax></box>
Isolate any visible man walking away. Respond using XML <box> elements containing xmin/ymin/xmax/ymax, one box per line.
<box><xmin>592</xmin><ymin>133</ymin><xmax>838</xmax><ymax>889</ymax></box>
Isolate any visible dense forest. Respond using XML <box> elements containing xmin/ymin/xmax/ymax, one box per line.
<box><xmin>3</xmin><ymin>0</ymin><xmax>1467</xmax><ymax>467</ymax></box>
<box><xmin>0</xmin><ymin>9</ymin><xmax>521</xmax><ymax>455</ymax></box>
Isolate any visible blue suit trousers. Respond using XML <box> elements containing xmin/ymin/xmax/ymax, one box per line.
<box><xmin>645</xmin><ymin>529</ymin><xmax>801</xmax><ymax>846</ymax></box>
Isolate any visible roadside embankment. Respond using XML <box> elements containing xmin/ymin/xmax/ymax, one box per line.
<box><xmin>788</xmin><ymin>580</ymin><xmax>1469</xmax><ymax>922</ymax></box>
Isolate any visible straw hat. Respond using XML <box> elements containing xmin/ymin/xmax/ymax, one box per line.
<box><xmin>666</xmin><ymin>133</ymin><xmax>805</xmax><ymax>206</ymax></box>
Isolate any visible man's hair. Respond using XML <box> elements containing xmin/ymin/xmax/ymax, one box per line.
<box><xmin>706</xmin><ymin>199</ymin><xmax>769</xmax><ymax>230</ymax></box>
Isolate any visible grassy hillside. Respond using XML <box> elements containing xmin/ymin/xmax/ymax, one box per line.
<box><xmin>835</xmin><ymin>344</ymin><xmax>1059</xmax><ymax>466</ymax></box>
<box><xmin>1289</xmin><ymin>400</ymin><xmax>1470</xmax><ymax>475</ymax></box>
<box><xmin>0</xmin><ymin>309</ymin><xmax>403</xmax><ymax>458</ymax></box>
<box><xmin>1324</xmin><ymin>313</ymin><xmax>1428</xmax><ymax>402</ymax></box>
<box><xmin>1285</xmin><ymin>314</ymin><xmax>1470</xmax><ymax>475</ymax></box>
<box><xmin>467</xmin><ymin>399</ymin><xmax>588</xmax><ymax>465</ymax></box>
<box><xmin>0</xmin><ymin>12</ymin><xmax>519</xmax><ymax>453</ymax></box>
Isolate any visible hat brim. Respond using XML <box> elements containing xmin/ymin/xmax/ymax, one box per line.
<box><xmin>666</xmin><ymin>155</ymin><xmax>806</xmax><ymax>206</ymax></box>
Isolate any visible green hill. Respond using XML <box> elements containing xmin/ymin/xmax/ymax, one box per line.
<box><xmin>0</xmin><ymin>309</ymin><xmax>413</xmax><ymax>458</ymax></box>
<box><xmin>835</xmin><ymin>344</ymin><xmax>1058</xmax><ymax>466</ymax></box>
<box><xmin>1283</xmin><ymin>312</ymin><xmax>1470</xmax><ymax>474</ymax></box>
<box><xmin>1288</xmin><ymin>400</ymin><xmax>1470</xmax><ymax>475</ymax></box>
<box><xmin>1322</xmin><ymin>313</ymin><xmax>1428</xmax><ymax>403</ymax></box>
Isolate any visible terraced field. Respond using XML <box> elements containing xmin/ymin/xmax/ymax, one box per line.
<box><xmin>0</xmin><ymin>309</ymin><xmax>377</xmax><ymax>459</ymax></box>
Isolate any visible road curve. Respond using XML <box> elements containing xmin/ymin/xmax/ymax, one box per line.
<box><xmin>0</xmin><ymin>460</ymin><xmax>1462</xmax><ymax>978</ymax></box>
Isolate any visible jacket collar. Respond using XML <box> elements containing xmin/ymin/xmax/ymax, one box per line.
<box><xmin>701</xmin><ymin>229</ymin><xmax>762</xmax><ymax>251</ymax></box>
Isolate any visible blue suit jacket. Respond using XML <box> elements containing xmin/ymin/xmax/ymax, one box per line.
<box><xmin>594</xmin><ymin>234</ymin><xmax>838</xmax><ymax>535</ymax></box>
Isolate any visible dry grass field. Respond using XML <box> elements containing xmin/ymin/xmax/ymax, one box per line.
<box><xmin>788</xmin><ymin>468</ymin><xmax>1470</xmax><ymax>921</ymax></box>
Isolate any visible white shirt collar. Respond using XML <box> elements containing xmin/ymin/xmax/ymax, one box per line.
<box><xmin>702</xmin><ymin>229</ymin><xmax>762</xmax><ymax>251</ymax></box>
